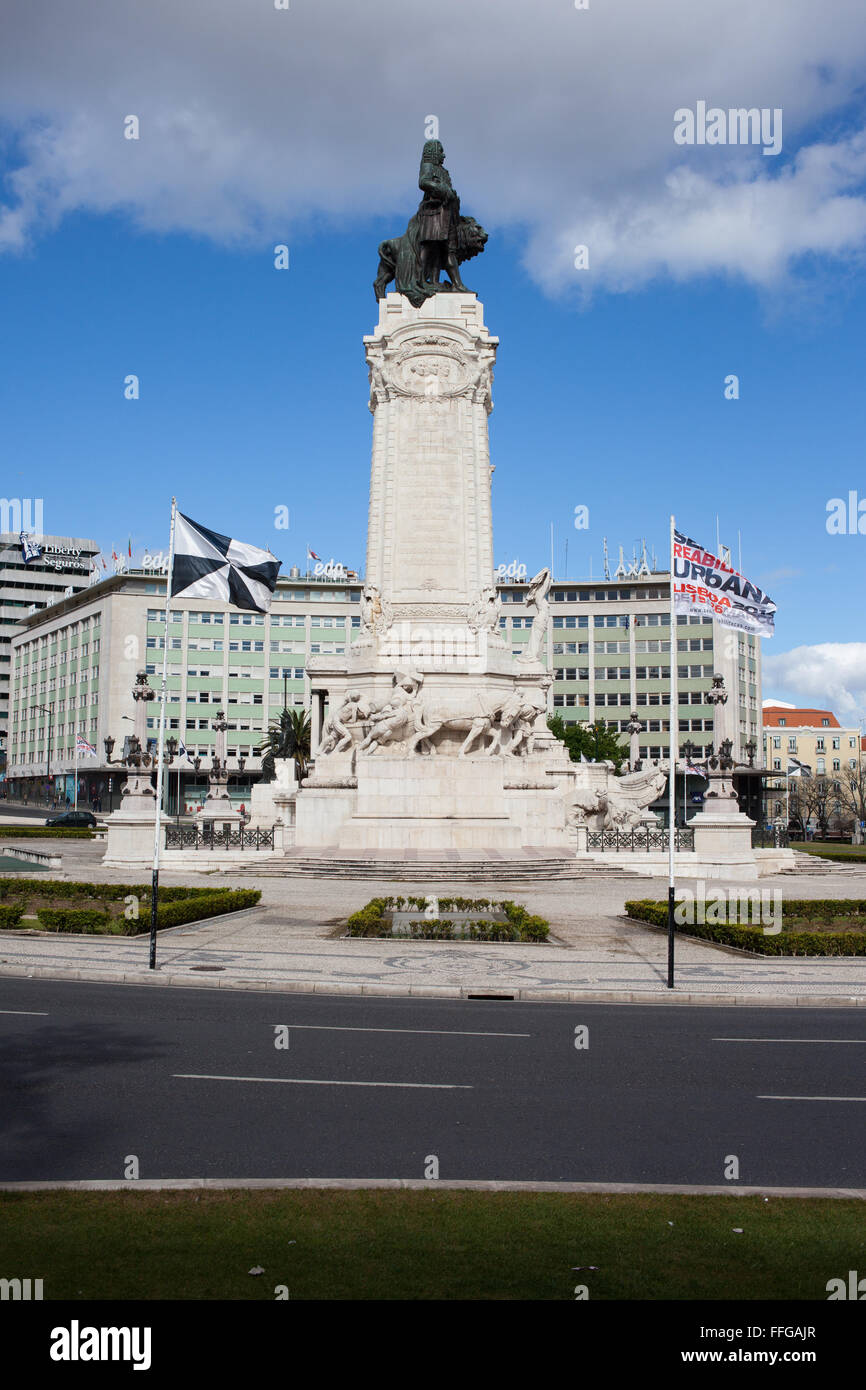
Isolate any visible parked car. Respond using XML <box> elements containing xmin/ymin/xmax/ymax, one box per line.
<box><xmin>44</xmin><ymin>810</ymin><xmax>98</xmax><ymax>828</ymax></box>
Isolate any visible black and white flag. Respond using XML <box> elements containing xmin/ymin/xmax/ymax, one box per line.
<box><xmin>171</xmin><ymin>513</ymin><xmax>281</xmax><ymax>613</ymax></box>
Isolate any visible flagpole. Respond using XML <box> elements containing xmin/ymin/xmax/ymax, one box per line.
<box><xmin>667</xmin><ymin>514</ymin><xmax>677</xmax><ymax>989</ymax></box>
<box><xmin>74</xmin><ymin>734</ymin><xmax>78</xmax><ymax>811</ymax></box>
<box><xmin>149</xmin><ymin>496</ymin><xmax>177</xmax><ymax>971</ymax></box>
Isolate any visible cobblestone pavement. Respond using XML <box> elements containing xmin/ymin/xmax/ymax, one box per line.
<box><xmin>0</xmin><ymin>839</ymin><xmax>863</xmax><ymax>1003</ymax></box>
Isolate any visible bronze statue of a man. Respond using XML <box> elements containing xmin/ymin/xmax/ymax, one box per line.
<box><xmin>373</xmin><ymin>141</ymin><xmax>488</xmax><ymax>306</ymax></box>
<box><xmin>416</xmin><ymin>140</ymin><xmax>468</xmax><ymax>293</ymax></box>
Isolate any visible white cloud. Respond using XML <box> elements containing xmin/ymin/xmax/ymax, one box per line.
<box><xmin>763</xmin><ymin>643</ymin><xmax>866</xmax><ymax>721</ymax></box>
<box><xmin>1</xmin><ymin>1</ymin><xmax>866</xmax><ymax>294</ymax></box>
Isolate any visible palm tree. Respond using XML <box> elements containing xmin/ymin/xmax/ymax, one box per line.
<box><xmin>256</xmin><ymin>707</ymin><xmax>311</xmax><ymax>782</ymax></box>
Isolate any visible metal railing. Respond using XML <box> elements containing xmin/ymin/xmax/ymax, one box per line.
<box><xmin>586</xmin><ymin>827</ymin><xmax>695</xmax><ymax>852</ymax></box>
<box><xmin>751</xmin><ymin>826</ymin><xmax>789</xmax><ymax>849</ymax></box>
<box><xmin>165</xmin><ymin>824</ymin><xmax>275</xmax><ymax>851</ymax></box>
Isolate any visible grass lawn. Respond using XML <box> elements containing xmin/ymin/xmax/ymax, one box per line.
<box><xmin>1</xmin><ymin>1190</ymin><xmax>863</xmax><ymax>1300</ymax></box>
<box><xmin>791</xmin><ymin>841</ymin><xmax>866</xmax><ymax>862</ymax></box>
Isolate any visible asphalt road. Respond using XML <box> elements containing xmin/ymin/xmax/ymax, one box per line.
<box><xmin>0</xmin><ymin>804</ymin><xmax>74</xmax><ymax>821</ymax></box>
<box><xmin>1</xmin><ymin>979</ymin><xmax>864</xmax><ymax>1186</ymax></box>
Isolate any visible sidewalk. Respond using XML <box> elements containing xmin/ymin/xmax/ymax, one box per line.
<box><xmin>1</xmin><ymin>886</ymin><xmax>864</xmax><ymax>1006</ymax></box>
<box><xmin>0</xmin><ymin>837</ymin><xmax>863</xmax><ymax>1005</ymax></box>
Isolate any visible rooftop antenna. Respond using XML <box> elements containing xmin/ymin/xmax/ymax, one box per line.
<box><xmin>602</xmin><ymin>537</ymin><xmax>610</xmax><ymax>581</ymax></box>
<box><xmin>738</xmin><ymin>529</ymin><xmax>742</xmax><ymax>574</ymax></box>
<box><xmin>614</xmin><ymin>544</ymin><xmax>627</xmax><ymax>580</ymax></box>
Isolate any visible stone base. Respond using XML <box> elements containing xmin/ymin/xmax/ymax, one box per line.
<box><xmin>295</xmin><ymin>752</ymin><xmax>574</xmax><ymax>852</ymax></box>
<box><xmin>101</xmin><ymin>805</ymin><xmax>166</xmax><ymax>868</ymax></box>
<box><xmin>687</xmin><ymin>803</ymin><xmax>759</xmax><ymax>880</ymax></box>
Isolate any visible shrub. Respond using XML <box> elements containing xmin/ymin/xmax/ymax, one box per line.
<box><xmin>624</xmin><ymin>899</ymin><xmax>866</xmax><ymax>957</ymax></box>
<box><xmin>346</xmin><ymin>898</ymin><xmax>390</xmax><ymax>937</ymax></box>
<box><xmin>36</xmin><ymin>908</ymin><xmax>115</xmax><ymax>934</ymax></box>
<box><xmin>0</xmin><ymin>904</ymin><xmax>24</xmax><ymax>928</ymax></box>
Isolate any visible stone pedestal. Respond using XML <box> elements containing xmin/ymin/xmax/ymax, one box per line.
<box><xmin>343</xmin><ymin>756</ymin><xmax>521</xmax><ymax>851</ymax></box>
<box><xmin>295</xmin><ymin>293</ymin><xmax>573</xmax><ymax>854</ymax></box>
<box><xmin>102</xmin><ymin>803</ymin><xmax>166</xmax><ymax>868</ymax></box>
<box><xmin>689</xmin><ymin>792</ymin><xmax>758</xmax><ymax>880</ymax></box>
<box><xmin>248</xmin><ymin>759</ymin><xmax>298</xmax><ymax>826</ymax></box>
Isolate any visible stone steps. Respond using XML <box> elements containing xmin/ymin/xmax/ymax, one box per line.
<box><xmin>228</xmin><ymin>855</ymin><xmax>638</xmax><ymax>881</ymax></box>
<box><xmin>789</xmin><ymin>851</ymin><xmax>838</xmax><ymax>876</ymax></box>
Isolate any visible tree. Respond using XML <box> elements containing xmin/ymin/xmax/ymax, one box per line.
<box><xmin>256</xmin><ymin>707</ymin><xmax>311</xmax><ymax>782</ymax></box>
<box><xmin>836</xmin><ymin>764</ymin><xmax>866</xmax><ymax>830</ymax></box>
<box><xmin>789</xmin><ymin>774</ymin><xmax>848</xmax><ymax>837</ymax></box>
<box><xmin>547</xmin><ymin>715</ymin><xmax>627</xmax><ymax>773</ymax></box>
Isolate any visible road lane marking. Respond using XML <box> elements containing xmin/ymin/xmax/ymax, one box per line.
<box><xmin>274</xmin><ymin>1025</ymin><xmax>529</xmax><ymax>1038</ymax></box>
<box><xmin>758</xmin><ymin>1095</ymin><xmax>866</xmax><ymax>1102</ymax></box>
<box><xmin>0</xmin><ymin>1009</ymin><xmax>48</xmax><ymax>1016</ymax></box>
<box><xmin>173</xmin><ymin>1073</ymin><xmax>473</xmax><ymax>1090</ymax></box>
<box><xmin>716</xmin><ymin>1037</ymin><xmax>866</xmax><ymax>1044</ymax></box>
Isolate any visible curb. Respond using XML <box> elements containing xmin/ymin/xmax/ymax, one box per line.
<box><xmin>0</xmin><ymin>962</ymin><xmax>863</xmax><ymax>1006</ymax></box>
<box><xmin>0</xmin><ymin>1178</ymin><xmax>863</xmax><ymax>1199</ymax></box>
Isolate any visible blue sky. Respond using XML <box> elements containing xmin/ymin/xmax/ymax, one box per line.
<box><xmin>1</xmin><ymin>0</ymin><xmax>865</xmax><ymax>715</ymax></box>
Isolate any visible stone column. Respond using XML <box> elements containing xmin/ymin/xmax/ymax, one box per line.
<box><xmin>363</xmin><ymin>293</ymin><xmax>498</xmax><ymax>636</ymax></box>
<box><xmin>310</xmin><ymin>690</ymin><xmax>323</xmax><ymax>756</ymax></box>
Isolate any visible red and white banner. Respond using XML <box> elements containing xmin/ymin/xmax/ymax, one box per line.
<box><xmin>672</xmin><ymin>531</ymin><xmax>775</xmax><ymax>637</ymax></box>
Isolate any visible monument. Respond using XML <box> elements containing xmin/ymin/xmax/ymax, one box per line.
<box><xmin>144</xmin><ymin>141</ymin><xmax>789</xmax><ymax>877</ymax></box>
<box><xmin>297</xmin><ymin>143</ymin><xmax>597</xmax><ymax>853</ymax></box>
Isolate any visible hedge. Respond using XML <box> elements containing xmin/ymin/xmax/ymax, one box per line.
<box><xmin>0</xmin><ymin>878</ymin><xmax>225</xmax><ymax>902</ymax></box>
<box><xmin>0</xmin><ymin>879</ymin><xmax>260</xmax><ymax>934</ymax></box>
<box><xmin>36</xmin><ymin>908</ymin><xmax>118</xmax><ymax>934</ymax></box>
<box><xmin>401</xmin><ymin>920</ymin><xmax>522</xmax><ymax>942</ymax></box>
<box><xmin>625</xmin><ymin>898</ymin><xmax>866</xmax><ymax>957</ymax></box>
<box><xmin>152</xmin><ymin>889</ymin><xmax>261</xmax><ymax>933</ymax></box>
<box><xmin>0</xmin><ymin>826</ymin><xmax>95</xmax><ymax>839</ymax></box>
<box><xmin>346</xmin><ymin>896</ymin><xmax>549</xmax><ymax>942</ymax></box>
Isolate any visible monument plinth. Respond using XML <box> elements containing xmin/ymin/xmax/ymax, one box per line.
<box><xmin>297</xmin><ymin>287</ymin><xmax>571</xmax><ymax>852</ymax></box>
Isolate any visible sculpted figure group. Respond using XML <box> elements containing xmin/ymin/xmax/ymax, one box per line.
<box><xmin>317</xmin><ymin>670</ymin><xmax>545</xmax><ymax>760</ymax></box>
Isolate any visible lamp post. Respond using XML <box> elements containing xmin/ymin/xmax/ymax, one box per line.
<box><xmin>681</xmin><ymin>738</ymin><xmax>699</xmax><ymax>826</ymax></box>
<box><xmin>165</xmin><ymin>735</ymin><xmax>179</xmax><ymax>820</ymax></box>
<box><xmin>35</xmin><ymin>702</ymin><xmax>53</xmax><ymax>806</ymax></box>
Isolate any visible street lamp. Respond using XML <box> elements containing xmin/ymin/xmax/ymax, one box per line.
<box><xmin>35</xmin><ymin>702</ymin><xmax>53</xmax><ymax>806</ymax></box>
<box><xmin>165</xmin><ymin>735</ymin><xmax>180</xmax><ymax>820</ymax></box>
<box><xmin>681</xmin><ymin>738</ymin><xmax>699</xmax><ymax>826</ymax></box>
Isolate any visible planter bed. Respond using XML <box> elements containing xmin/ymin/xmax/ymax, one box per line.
<box><xmin>0</xmin><ymin>876</ymin><xmax>260</xmax><ymax>935</ymax></box>
<box><xmin>346</xmin><ymin>895</ymin><xmax>549</xmax><ymax>942</ymax></box>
